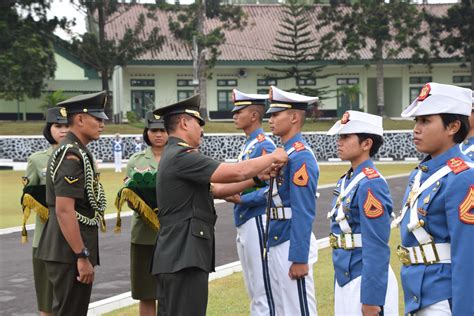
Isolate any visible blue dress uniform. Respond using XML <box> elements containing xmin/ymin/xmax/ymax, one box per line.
<box><xmin>459</xmin><ymin>136</ymin><xmax>473</xmax><ymax>161</ymax></box>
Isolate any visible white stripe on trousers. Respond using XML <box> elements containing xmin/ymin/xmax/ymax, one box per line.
<box><xmin>113</xmin><ymin>152</ymin><xmax>122</xmax><ymax>171</ymax></box>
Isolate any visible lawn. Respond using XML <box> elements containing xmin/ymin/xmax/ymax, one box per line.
<box><xmin>0</xmin><ymin>118</ymin><xmax>414</xmax><ymax>135</ymax></box>
<box><xmin>0</xmin><ymin>163</ymin><xmax>416</xmax><ymax>229</ymax></box>
<box><xmin>105</xmin><ymin>229</ymin><xmax>405</xmax><ymax>316</ymax></box>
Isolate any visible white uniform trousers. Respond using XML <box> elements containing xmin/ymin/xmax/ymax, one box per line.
<box><xmin>413</xmin><ymin>300</ymin><xmax>451</xmax><ymax>316</ymax></box>
<box><xmin>114</xmin><ymin>151</ymin><xmax>122</xmax><ymax>172</ymax></box>
<box><xmin>236</xmin><ymin>215</ymin><xmax>275</xmax><ymax>316</ymax></box>
<box><xmin>334</xmin><ymin>266</ymin><xmax>399</xmax><ymax>316</ymax></box>
<box><xmin>268</xmin><ymin>233</ymin><xmax>318</xmax><ymax>316</ymax></box>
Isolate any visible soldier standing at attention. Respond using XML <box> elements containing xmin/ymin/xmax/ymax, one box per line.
<box><xmin>326</xmin><ymin>111</ymin><xmax>398</xmax><ymax>315</ymax></box>
<box><xmin>118</xmin><ymin>112</ymin><xmax>168</xmax><ymax>316</ymax></box>
<box><xmin>396</xmin><ymin>83</ymin><xmax>474</xmax><ymax>315</ymax></box>
<box><xmin>265</xmin><ymin>86</ymin><xmax>319</xmax><ymax>315</ymax></box>
<box><xmin>459</xmin><ymin>97</ymin><xmax>473</xmax><ymax>161</ymax></box>
<box><xmin>21</xmin><ymin>107</ymin><xmax>69</xmax><ymax>316</ymax></box>
<box><xmin>226</xmin><ymin>89</ymin><xmax>276</xmax><ymax>315</ymax></box>
<box><xmin>35</xmin><ymin>91</ymin><xmax>108</xmax><ymax>316</ymax></box>
<box><xmin>151</xmin><ymin>95</ymin><xmax>288</xmax><ymax>316</ymax></box>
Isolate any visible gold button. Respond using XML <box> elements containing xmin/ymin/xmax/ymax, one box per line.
<box><xmin>273</xmin><ymin>236</ymin><xmax>278</xmax><ymax>240</ymax></box>
<box><xmin>413</xmin><ymin>296</ymin><xmax>418</xmax><ymax>302</ymax></box>
<box><xmin>200</xmin><ymin>231</ymin><xmax>204</xmax><ymax>236</ymax></box>
<box><xmin>240</xmin><ymin>215</ymin><xmax>243</xmax><ymax>219</ymax></box>
<box><xmin>345</xmin><ymin>272</ymin><xmax>349</xmax><ymax>276</ymax></box>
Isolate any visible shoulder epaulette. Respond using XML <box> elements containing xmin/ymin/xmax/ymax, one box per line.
<box><xmin>178</xmin><ymin>142</ymin><xmax>192</xmax><ymax>148</ymax></box>
<box><xmin>362</xmin><ymin>167</ymin><xmax>380</xmax><ymax>179</ymax></box>
<box><xmin>256</xmin><ymin>134</ymin><xmax>266</xmax><ymax>143</ymax></box>
<box><xmin>293</xmin><ymin>141</ymin><xmax>306</xmax><ymax>152</ymax></box>
<box><xmin>447</xmin><ymin>157</ymin><xmax>469</xmax><ymax>174</ymax></box>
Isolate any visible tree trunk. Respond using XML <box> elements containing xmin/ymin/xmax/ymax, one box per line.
<box><xmin>97</xmin><ymin>2</ymin><xmax>111</xmax><ymax>116</ymax></box>
<box><xmin>195</xmin><ymin>0</ymin><xmax>208</xmax><ymax>121</ymax></box>
<box><xmin>375</xmin><ymin>43</ymin><xmax>385</xmax><ymax>117</ymax></box>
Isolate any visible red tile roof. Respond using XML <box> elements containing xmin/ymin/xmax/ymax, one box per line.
<box><xmin>104</xmin><ymin>4</ymin><xmax>456</xmax><ymax>62</ymax></box>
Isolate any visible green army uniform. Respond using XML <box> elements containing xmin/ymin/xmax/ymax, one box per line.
<box><xmin>23</xmin><ymin>148</ymin><xmax>54</xmax><ymax>313</ymax></box>
<box><xmin>36</xmin><ymin>131</ymin><xmax>106</xmax><ymax>315</ymax></box>
<box><xmin>126</xmin><ymin>147</ymin><xmax>159</xmax><ymax>300</ymax></box>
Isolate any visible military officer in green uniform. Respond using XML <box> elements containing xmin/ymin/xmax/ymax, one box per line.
<box><xmin>151</xmin><ymin>95</ymin><xmax>288</xmax><ymax>316</ymax></box>
<box><xmin>21</xmin><ymin>107</ymin><xmax>69</xmax><ymax>316</ymax></box>
<box><xmin>35</xmin><ymin>91</ymin><xmax>108</xmax><ymax>316</ymax></box>
<box><xmin>116</xmin><ymin>112</ymin><xmax>168</xmax><ymax>316</ymax></box>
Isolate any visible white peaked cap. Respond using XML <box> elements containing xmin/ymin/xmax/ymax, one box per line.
<box><xmin>327</xmin><ymin>111</ymin><xmax>383</xmax><ymax>136</ymax></box>
<box><xmin>401</xmin><ymin>82</ymin><xmax>472</xmax><ymax>117</ymax></box>
<box><xmin>267</xmin><ymin>86</ymin><xmax>318</xmax><ymax>113</ymax></box>
<box><xmin>231</xmin><ymin>89</ymin><xmax>268</xmax><ymax>112</ymax></box>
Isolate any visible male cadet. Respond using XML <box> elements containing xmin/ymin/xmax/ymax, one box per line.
<box><xmin>395</xmin><ymin>83</ymin><xmax>474</xmax><ymax>315</ymax></box>
<box><xmin>227</xmin><ymin>89</ymin><xmax>276</xmax><ymax>315</ymax></box>
<box><xmin>36</xmin><ymin>91</ymin><xmax>108</xmax><ymax>315</ymax></box>
<box><xmin>326</xmin><ymin>111</ymin><xmax>398</xmax><ymax>315</ymax></box>
<box><xmin>265</xmin><ymin>86</ymin><xmax>319</xmax><ymax>315</ymax></box>
<box><xmin>151</xmin><ymin>95</ymin><xmax>288</xmax><ymax>316</ymax></box>
<box><xmin>459</xmin><ymin>97</ymin><xmax>473</xmax><ymax>160</ymax></box>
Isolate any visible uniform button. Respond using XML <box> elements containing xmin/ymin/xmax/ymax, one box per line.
<box><xmin>200</xmin><ymin>231</ymin><xmax>204</xmax><ymax>236</ymax></box>
<box><xmin>344</xmin><ymin>272</ymin><xmax>349</xmax><ymax>277</ymax></box>
<box><xmin>273</xmin><ymin>236</ymin><xmax>278</xmax><ymax>240</ymax></box>
<box><xmin>413</xmin><ymin>296</ymin><xmax>418</xmax><ymax>302</ymax></box>
<box><xmin>239</xmin><ymin>215</ymin><xmax>243</xmax><ymax>219</ymax></box>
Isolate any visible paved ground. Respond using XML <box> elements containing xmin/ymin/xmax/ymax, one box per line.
<box><xmin>0</xmin><ymin>176</ymin><xmax>408</xmax><ymax>315</ymax></box>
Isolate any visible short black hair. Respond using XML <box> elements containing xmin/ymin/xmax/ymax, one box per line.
<box><xmin>67</xmin><ymin>113</ymin><xmax>78</xmax><ymax>126</ymax></box>
<box><xmin>43</xmin><ymin>123</ymin><xmax>57</xmax><ymax>145</ymax></box>
<box><xmin>164</xmin><ymin>114</ymin><xmax>189</xmax><ymax>134</ymax></box>
<box><xmin>143</xmin><ymin>128</ymin><xmax>151</xmax><ymax>146</ymax></box>
<box><xmin>356</xmin><ymin>133</ymin><xmax>384</xmax><ymax>157</ymax></box>
<box><xmin>440</xmin><ymin>113</ymin><xmax>470</xmax><ymax>144</ymax></box>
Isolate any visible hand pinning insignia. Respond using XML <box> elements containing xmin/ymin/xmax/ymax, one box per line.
<box><xmin>459</xmin><ymin>185</ymin><xmax>474</xmax><ymax>225</ymax></box>
<box><xmin>363</xmin><ymin>189</ymin><xmax>384</xmax><ymax>218</ymax></box>
<box><xmin>64</xmin><ymin>176</ymin><xmax>79</xmax><ymax>184</ymax></box>
<box><xmin>293</xmin><ymin>163</ymin><xmax>309</xmax><ymax>186</ymax></box>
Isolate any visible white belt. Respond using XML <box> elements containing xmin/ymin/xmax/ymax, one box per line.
<box><xmin>397</xmin><ymin>242</ymin><xmax>451</xmax><ymax>265</ymax></box>
<box><xmin>329</xmin><ymin>233</ymin><xmax>362</xmax><ymax>249</ymax></box>
<box><xmin>270</xmin><ymin>207</ymin><xmax>292</xmax><ymax>220</ymax></box>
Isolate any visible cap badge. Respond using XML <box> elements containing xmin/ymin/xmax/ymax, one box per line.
<box><xmin>154</xmin><ymin>114</ymin><xmax>161</xmax><ymax>120</ymax></box>
<box><xmin>59</xmin><ymin>107</ymin><xmax>67</xmax><ymax>117</ymax></box>
<box><xmin>417</xmin><ymin>83</ymin><xmax>431</xmax><ymax>101</ymax></box>
<box><xmin>185</xmin><ymin>109</ymin><xmax>202</xmax><ymax>119</ymax></box>
<box><xmin>268</xmin><ymin>87</ymin><xmax>273</xmax><ymax>101</ymax></box>
<box><xmin>341</xmin><ymin>112</ymin><xmax>350</xmax><ymax>124</ymax></box>
<box><xmin>83</xmin><ymin>108</ymin><xmax>88</xmax><ymax>113</ymax></box>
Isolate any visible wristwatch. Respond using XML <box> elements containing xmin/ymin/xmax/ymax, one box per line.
<box><xmin>76</xmin><ymin>247</ymin><xmax>90</xmax><ymax>259</ymax></box>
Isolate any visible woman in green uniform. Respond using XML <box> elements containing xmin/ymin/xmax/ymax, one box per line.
<box><xmin>119</xmin><ymin>111</ymin><xmax>168</xmax><ymax>316</ymax></box>
<box><xmin>22</xmin><ymin>107</ymin><xmax>68</xmax><ymax>316</ymax></box>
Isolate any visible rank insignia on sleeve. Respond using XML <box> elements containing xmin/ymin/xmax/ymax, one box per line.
<box><xmin>293</xmin><ymin>141</ymin><xmax>305</xmax><ymax>152</ymax></box>
<box><xmin>362</xmin><ymin>167</ymin><xmax>380</xmax><ymax>179</ymax></box>
<box><xmin>257</xmin><ymin>134</ymin><xmax>266</xmax><ymax>142</ymax></box>
<box><xmin>459</xmin><ymin>185</ymin><xmax>474</xmax><ymax>225</ymax></box>
<box><xmin>22</xmin><ymin>176</ymin><xmax>29</xmax><ymax>186</ymax></box>
<box><xmin>447</xmin><ymin>157</ymin><xmax>468</xmax><ymax>174</ymax></box>
<box><xmin>293</xmin><ymin>163</ymin><xmax>309</xmax><ymax>186</ymax></box>
<box><xmin>64</xmin><ymin>176</ymin><xmax>79</xmax><ymax>184</ymax></box>
<box><xmin>363</xmin><ymin>189</ymin><xmax>384</xmax><ymax>218</ymax></box>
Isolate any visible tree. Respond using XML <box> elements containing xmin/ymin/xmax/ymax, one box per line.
<box><xmin>0</xmin><ymin>0</ymin><xmax>68</xmax><ymax>120</ymax></box>
<box><xmin>266</xmin><ymin>0</ymin><xmax>330</xmax><ymax>100</ymax></box>
<box><xmin>40</xmin><ymin>90</ymin><xmax>67</xmax><ymax>112</ymax></box>
<box><xmin>424</xmin><ymin>0</ymin><xmax>474</xmax><ymax>89</ymax></box>
<box><xmin>70</xmin><ymin>0</ymin><xmax>165</xmax><ymax>116</ymax></box>
<box><xmin>159</xmin><ymin>0</ymin><xmax>247</xmax><ymax>121</ymax></box>
<box><xmin>317</xmin><ymin>1</ymin><xmax>428</xmax><ymax>116</ymax></box>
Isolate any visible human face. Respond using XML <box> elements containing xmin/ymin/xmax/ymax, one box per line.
<box><xmin>83</xmin><ymin>114</ymin><xmax>105</xmax><ymax>141</ymax></box>
<box><xmin>336</xmin><ymin>134</ymin><xmax>370</xmax><ymax>167</ymax></box>
<box><xmin>232</xmin><ymin>107</ymin><xmax>253</xmax><ymax>131</ymax></box>
<box><xmin>148</xmin><ymin>128</ymin><xmax>168</xmax><ymax>148</ymax></box>
<box><xmin>269</xmin><ymin>110</ymin><xmax>292</xmax><ymax>138</ymax></box>
<box><xmin>413</xmin><ymin>114</ymin><xmax>455</xmax><ymax>157</ymax></box>
<box><xmin>50</xmin><ymin>123</ymin><xmax>69</xmax><ymax>144</ymax></box>
<box><xmin>185</xmin><ymin>115</ymin><xmax>204</xmax><ymax>147</ymax></box>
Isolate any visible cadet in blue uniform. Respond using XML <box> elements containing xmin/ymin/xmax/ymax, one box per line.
<box><xmin>459</xmin><ymin>98</ymin><xmax>473</xmax><ymax>161</ymax></box>
<box><xmin>395</xmin><ymin>82</ymin><xmax>474</xmax><ymax>315</ymax></box>
<box><xmin>265</xmin><ymin>86</ymin><xmax>319</xmax><ymax>315</ymax></box>
<box><xmin>226</xmin><ymin>89</ymin><xmax>276</xmax><ymax>315</ymax></box>
<box><xmin>327</xmin><ymin>111</ymin><xmax>398</xmax><ymax>315</ymax></box>
<box><xmin>112</xmin><ymin>133</ymin><xmax>123</xmax><ymax>172</ymax></box>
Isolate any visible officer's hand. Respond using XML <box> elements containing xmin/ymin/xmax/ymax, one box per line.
<box><xmin>361</xmin><ymin>304</ymin><xmax>381</xmax><ymax>316</ymax></box>
<box><xmin>288</xmin><ymin>262</ymin><xmax>309</xmax><ymax>280</ymax></box>
<box><xmin>77</xmin><ymin>258</ymin><xmax>95</xmax><ymax>284</ymax></box>
<box><xmin>271</xmin><ymin>148</ymin><xmax>288</xmax><ymax>165</ymax></box>
<box><xmin>224</xmin><ymin>194</ymin><xmax>241</xmax><ymax>204</ymax></box>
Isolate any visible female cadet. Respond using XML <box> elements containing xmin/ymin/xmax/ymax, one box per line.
<box><xmin>21</xmin><ymin>107</ymin><xmax>68</xmax><ymax>316</ymax></box>
<box><xmin>396</xmin><ymin>82</ymin><xmax>474</xmax><ymax>315</ymax></box>
<box><xmin>117</xmin><ymin>111</ymin><xmax>168</xmax><ymax>316</ymax></box>
<box><xmin>326</xmin><ymin>111</ymin><xmax>398</xmax><ymax>316</ymax></box>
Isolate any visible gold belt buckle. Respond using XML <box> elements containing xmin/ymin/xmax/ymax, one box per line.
<box><xmin>397</xmin><ymin>245</ymin><xmax>411</xmax><ymax>266</ymax></box>
<box><xmin>341</xmin><ymin>233</ymin><xmax>355</xmax><ymax>250</ymax></box>
<box><xmin>419</xmin><ymin>239</ymin><xmax>440</xmax><ymax>265</ymax></box>
<box><xmin>329</xmin><ymin>233</ymin><xmax>339</xmax><ymax>249</ymax></box>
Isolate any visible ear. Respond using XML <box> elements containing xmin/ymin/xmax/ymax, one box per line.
<box><xmin>75</xmin><ymin>113</ymin><xmax>85</xmax><ymax>127</ymax></box>
<box><xmin>361</xmin><ymin>137</ymin><xmax>373</xmax><ymax>152</ymax></box>
<box><xmin>446</xmin><ymin>120</ymin><xmax>461</xmax><ymax>136</ymax></box>
<box><xmin>180</xmin><ymin>116</ymin><xmax>189</xmax><ymax>131</ymax></box>
<box><xmin>290</xmin><ymin>111</ymin><xmax>298</xmax><ymax>124</ymax></box>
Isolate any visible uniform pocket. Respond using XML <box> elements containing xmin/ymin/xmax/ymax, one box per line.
<box><xmin>190</xmin><ymin>218</ymin><xmax>211</xmax><ymax>240</ymax></box>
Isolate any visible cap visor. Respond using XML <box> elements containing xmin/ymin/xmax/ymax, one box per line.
<box><xmin>88</xmin><ymin>112</ymin><xmax>109</xmax><ymax>120</ymax></box>
<box><xmin>326</xmin><ymin>121</ymin><xmax>342</xmax><ymax>135</ymax></box>
<box><xmin>148</xmin><ymin>122</ymin><xmax>165</xmax><ymax>129</ymax></box>
<box><xmin>266</xmin><ymin>107</ymin><xmax>287</xmax><ymax>114</ymax></box>
<box><xmin>231</xmin><ymin>105</ymin><xmax>248</xmax><ymax>113</ymax></box>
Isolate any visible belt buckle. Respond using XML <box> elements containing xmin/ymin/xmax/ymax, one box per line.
<box><xmin>280</xmin><ymin>207</ymin><xmax>286</xmax><ymax>220</ymax></box>
<box><xmin>271</xmin><ymin>208</ymin><xmax>277</xmax><ymax>220</ymax></box>
<box><xmin>397</xmin><ymin>245</ymin><xmax>411</xmax><ymax>266</ymax></box>
<box><xmin>419</xmin><ymin>239</ymin><xmax>439</xmax><ymax>265</ymax></box>
<box><xmin>329</xmin><ymin>233</ymin><xmax>339</xmax><ymax>249</ymax></box>
<box><xmin>341</xmin><ymin>233</ymin><xmax>355</xmax><ymax>250</ymax></box>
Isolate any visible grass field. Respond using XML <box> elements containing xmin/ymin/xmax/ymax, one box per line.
<box><xmin>105</xmin><ymin>230</ymin><xmax>405</xmax><ymax>316</ymax></box>
<box><xmin>0</xmin><ymin>118</ymin><xmax>414</xmax><ymax>135</ymax></box>
<box><xmin>0</xmin><ymin>163</ymin><xmax>416</xmax><ymax>229</ymax></box>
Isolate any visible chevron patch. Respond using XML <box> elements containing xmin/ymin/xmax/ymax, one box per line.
<box><xmin>293</xmin><ymin>163</ymin><xmax>309</xmax><ymax>186</ymax></box>
<box><xmin>64</xmin><ymin>176</ymin><xmax>79</xmax><ymax>185</ymax></box>
<box><xmin>459</xmin><ymin>185</ymin><xmax>474</xmax><ymax>225</ymax></box>
<box><xmin>363</xmin><ymin>189</ymin><xmax>384</xmax><ymax>218</ymax></box>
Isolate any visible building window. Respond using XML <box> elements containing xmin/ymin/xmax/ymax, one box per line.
<box><xmin>257</xmin><ymin>89</ymin><xmax>269</xmax><ymax>95</ymax></box>
<box><xmin>131</xmin><ymin>90</ymin><xmax>155</xmax><ymax>119</ymax></box>
<box><xmin>131</xmin><ymin>79</ymin><xmax>155</xmax><ymax>87</ymax></box>
<box><xmin>337</xmin><ymin>78</ymin><xmax>359</xmax><ymax>85</ymax></box>
<box><xmin>217</xmin><ymin>90</ymin><xmax>233</xmax><ymax>111</ymax></box>
<box><xmin>177</xmin><ymin>79</ymin><xmax>194</xmax><ymax>87</ymax></box>
<box><xmin>297</xmin><ymin>78</ymin><xmax>316</xmax><ymax>86</ymax></box>
<box><xmin>257</xmin><ymin>79</ymin><xmax>277</xmax><ymax>86</ymax></box>
<box><xmin>409</xmin><ymin>76</ymin><xmax>432</xmax><ymax>84</ymax></box>
<box><xmin>177</xmin><ymin>90</ymin><xmax>194</xmax><ymax>101</ymax></box>
<box><xmin>217</xmin><ymin>79</ymin><xmax>238</xmax><ymax>87</ymax></box>
<box><xmin>453</xmin><ymin>76</ymin><xmax>471</xmax><ymax>84</ymax></box>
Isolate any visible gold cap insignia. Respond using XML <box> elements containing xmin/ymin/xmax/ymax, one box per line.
<box><xmin>341</xmin><ymin>111</ymin><xmax>350</xmax><ymax>124</ymax></box>
<box><xmin>417</xmin><ymin>83</ymin><xmax>431</xmax><ymax>101</ymax></box>
<box><xmin>60</xmin><ymin>107</ymin><xmax>67</xmax><ymax>117</ymax></box>
<box><xmin>154</xmin><ymin>114</ymin><xmax>161</xmax><ymax>120</ymax></box>
<box><xmin>185</xmin><ymin>109</ymin><xmax>202</xmax><ymax>119</ymax></box>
